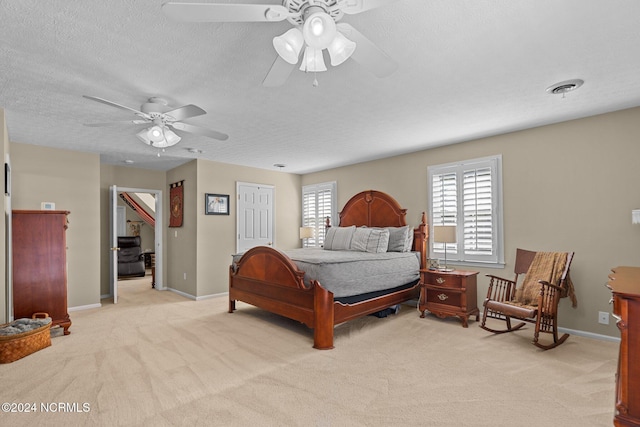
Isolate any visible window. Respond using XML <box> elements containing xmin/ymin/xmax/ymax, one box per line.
<box><xmin>428</xmin><ymin>155</ymin><xmax>504</xmax><ymax>267</ymax></box>
<box><xmin>302</xmin><ymin>182</ymin><xmax>337</xmax><ymax>248</ymax></box>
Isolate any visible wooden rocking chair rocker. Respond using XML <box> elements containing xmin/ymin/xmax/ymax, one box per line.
<box><xmin>480</xmin><ymin>249</ymin><xmax>576</xmax><ymax>350</ymax></box>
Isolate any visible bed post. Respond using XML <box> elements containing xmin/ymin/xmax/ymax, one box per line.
<box><xmin>414</xmin><ymin>211</ymin><xmax>428</xmax><ymax>269</ymax></box>
<box><xmin>228</xmin><ymin>265</ymin><xmax>236</xmax><ymax>313</ymax></box>
<box><xmin>313</xmin><ymin>282</ymin><xmax>335</xmax><ymax>350</ymax></box>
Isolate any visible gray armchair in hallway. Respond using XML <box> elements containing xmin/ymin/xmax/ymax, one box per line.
<box><xmin>117</xmin><ymin>236</ymin><xmax>145</xmax><ymax>278</ymax></box>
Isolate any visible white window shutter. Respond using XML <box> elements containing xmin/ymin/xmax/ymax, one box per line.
<box><xmin>428</xmin><ymin>156</ymin><xmax>503</xmax><ymax>266</ymax></box>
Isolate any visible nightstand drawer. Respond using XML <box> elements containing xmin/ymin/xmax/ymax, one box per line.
<box><xmin>425</xmin><ymin>272</ymin><xmax>462</xmax><ymax>288</ymax></box>
<box><xmin>426</xmin><ymin>288</ymin><xmax>461</xmax><ymax>307</ymax></box>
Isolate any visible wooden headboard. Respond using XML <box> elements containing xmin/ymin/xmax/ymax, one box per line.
<box><xmin>338</xmin><ymin>190</ymin><xmax>408</xmax><ymax>227</ymax></box>
<box><xmin>329</xmin><ymin>190</ymin><xmax>428</xmax><ymax>268</ymax></box>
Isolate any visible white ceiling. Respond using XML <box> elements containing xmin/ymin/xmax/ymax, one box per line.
<box><xmin>1</xmin><ymin>0</ymin><xmax>640</xmax><ymax>174</ymax></box>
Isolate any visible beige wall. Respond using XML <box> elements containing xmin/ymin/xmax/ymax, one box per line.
<box><xmin>10</xmin><ymin>142</ymin><xmax>102</xmax><ymax>309</ymax></box>
<box><xmin>303</xmin><ymin>107</ymin><xmax>640</xmax><ymax>337</ymax></box>
<box><xmin>195</xmin><ymin>159</ymin><xmax>301</xmax><ymax>297</ymax></box>
<box><xmin>166</xmin><ymin>161</ymin><xmax>198</xmax><ymax>296</ymax></box>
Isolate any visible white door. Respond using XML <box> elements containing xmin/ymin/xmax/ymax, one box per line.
<box><xmin>109</xmin><ymin>185</ymin><xmax>118</xmax><ymax>304</ymax></box>
<box><xmin>237</xmin><ymin>182</ymin><xmax>274</xmax><ymax>253</ymax></box>
<box><xmin>109</xmin><ymin>186</ymin><xmax>164</xmax><ymax>303</ymax></box>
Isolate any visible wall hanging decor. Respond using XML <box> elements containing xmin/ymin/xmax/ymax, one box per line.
<box><xmin>205</xmin><ymin>193</ymin><xmax>229</xmax><ymax>215</ymax></box>
<box><xmin>169</xmin><ymin>180</ymin><xmax>184</xmax><ymax>227</ymax></box>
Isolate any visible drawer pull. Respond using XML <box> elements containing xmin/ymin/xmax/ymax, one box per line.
<box><xmin>436</xmin><ymin>277</ymin><xmax>446</xmax><ymax>284</ymax></box>
<box><xmin>437</xmin><ymin>293</ymin><xmax>449</xmax><ymax>301</ymax></box>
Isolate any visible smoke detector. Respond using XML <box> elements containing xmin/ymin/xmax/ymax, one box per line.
<box><xmin>546</xmin><ymin>79</ymin><xmax>584</xmax><ymax>95</ymax></box>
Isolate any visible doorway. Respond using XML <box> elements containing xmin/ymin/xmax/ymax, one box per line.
<box><xmin>109</xmin><ymin>185</ymin><xmax>163</xmax><ymax>303</ymax></box>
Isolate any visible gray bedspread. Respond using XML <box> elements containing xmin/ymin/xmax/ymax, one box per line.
<box><xmin>233</xmin><ymin>248</ymin><xmax>420</xmax><ymax>298</ymax></box>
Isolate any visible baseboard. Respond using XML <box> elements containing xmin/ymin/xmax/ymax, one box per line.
<box><xmin>166</xmin><ymin>287</ymin><xmax>196</xmax><ymax>300</ymax></box>
<box><xmin>100</xmin><ymin>293</ymin><xmax>112</xmax><ymax>300</ymax></box>
<box><xmin>558</xmin><ymin>327</ymin><xmax>620</xmax><ymax>343</ymax></box>
<box><xmin>196</xmin><ymin>291</ymin><xmax>228</xmax><ymax>301</ymax></box>
<box><xmin>68</xmin><ymin>303</ymin><xmax>102</xmax><ymax>312</ymax></box>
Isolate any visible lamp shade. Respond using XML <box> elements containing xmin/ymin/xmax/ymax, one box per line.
<box><xmin>327</xmin><ymin>32</ymin><xmax>356</xmax><ymax>66</ymax></box>
<box><xmin>136</xmin><ymin>126</ymin><xmax>181</xmax><ymax>148</ymax></box>
<box><xmin>433</xmin><ymin>225</ymin><xmax>457</xmax><ymax>244</ymax></box>
<box><xmin>300</xmin><ymin>226</ymin><xmax>314</xmax><ymax>239</ymax></box>
<box><xmin>299</xmin><ymin>46</ymin><xmax>327</xmax><ymax>72</ymax></box>
<box><xmin>302</xmin><ymin>12</ymin><xmax>337</xmax><ymax>49</ymax></box>
<box><xmin>273</xmin><ymin>28</ymin><xmax>304</xmax><ymax>65</ymax></box>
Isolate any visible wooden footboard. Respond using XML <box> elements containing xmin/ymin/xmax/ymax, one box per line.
<box><xmin>229</xmin><ymin>246</ymin><xmax>420</xmax><ymax>349</ymax></box>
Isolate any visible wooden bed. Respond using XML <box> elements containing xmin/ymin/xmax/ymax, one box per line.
<box><xmin>228</xmin><ymin>190</ymin><xmax>428</xmax><ymax>349</ymax></box>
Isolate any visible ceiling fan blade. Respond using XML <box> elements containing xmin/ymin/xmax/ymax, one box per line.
<box><xmin>164</xmin><ymin>104</ymin><xmax>207</xmax><ymax>121</ymax></box>
<box><xmin>170</xmin><ymin>122</ymin><xmax>229</xmax><ymax>141</ymax></box>
<box><xmin>337</xmin><ymin>23</ymin><xmax>397</xmax><ymax>78</ymax></box>
<box><xmin>262</xmin><ymin>56</ymin><xmax>296</xmax><ymax>87</ymax></box>
<box><xmin>84</xmin><ymin>119</ymin><xmax>150</xmax><ymax>127</ymax></box>
<box><xmin>83</xmin><ymin>95</ymin><xmax>146</xmax><ymax>115</ymax></box>
<box><xmin>161</xmin><ymin>2</ymin><xmax>291</xmax><ymax>22</ymax></box>
<box><xmin>338</xmin><ymin>0</ymin><xmax>399</xmax><ymax>15</ymax></box>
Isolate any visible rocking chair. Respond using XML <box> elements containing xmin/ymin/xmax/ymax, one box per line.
<box><xmin>480</xmin><ymin>249</ymin><xmax>576</xmax><ymax>350</ymax></box>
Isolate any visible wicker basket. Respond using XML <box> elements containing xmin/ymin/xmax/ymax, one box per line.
<box><xmin>0</xmin><ymin>313</ymin><xmax>52</xmax><ymax>364</ymax></box>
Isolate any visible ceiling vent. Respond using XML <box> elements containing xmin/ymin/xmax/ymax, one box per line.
<box><xmin>546</xmin><ymin>79</ymin><xmax>584</xmax><ymax>95</ymax></box>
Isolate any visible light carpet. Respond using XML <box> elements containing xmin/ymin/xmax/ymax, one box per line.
<box><xmin>0</xmin><ymin>277</ymin><xmax>619</xmax><ymax>426</ymax></box>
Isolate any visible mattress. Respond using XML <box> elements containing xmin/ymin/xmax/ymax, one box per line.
<box><xmin>233</xmin><ymin>248</ymin><xmax>420</xmax><ymax>298</ymax></box>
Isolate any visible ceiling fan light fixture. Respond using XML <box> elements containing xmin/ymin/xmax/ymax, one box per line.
<box><xmin>273</xmin><ymin>27</ymin><xmax>304</xmax><ymax>64</ymax></box>
<box><xmin>302</xmin><ymin>12</ymin><xmax>337</xmax><ymax>49</ymax></box>
<box><xmin>136</xmin><ymin>126</ymin><xmax>181</xmax><ymax>148</ymax></box>
<box><xmin>300</xmin><ymin>47</ymin><xmax>327</xmax><ymax>72</ymax></box>
<box><xmin>149</xmin><ymin>125</ymin><xmax>165</xmax><ymax>143</ymax></box>
<box><xmin>328</xmin><ymin>32</ymin><xmax>356</xmax><ymax>66</ymax></box>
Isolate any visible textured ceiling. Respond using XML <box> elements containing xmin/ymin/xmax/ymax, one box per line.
<box><xmin>1</xmin><ymin>0</ymin><xmax>640</xmax><ymax>174</ymax></box>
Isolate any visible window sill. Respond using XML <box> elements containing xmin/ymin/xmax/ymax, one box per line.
<box><xmin>437</xmin><ymin>260</ymin><xmax>505</xmax><ymax>270</ymax></box>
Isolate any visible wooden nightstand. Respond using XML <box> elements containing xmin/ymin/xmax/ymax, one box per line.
<box><xmin>419</xmin><ymin>269</ymin><xmax>479</xmax><ymax>327</ymax></box>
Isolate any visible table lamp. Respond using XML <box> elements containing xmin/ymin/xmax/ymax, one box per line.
<box><xmin>300</xmin><ymin>226</ymin><xmax>314</xmax><ymax>247</ymax></box>
<box><xmin>433</xmin><ymin>225</ymin><xmax>457</xmax><ymax>272</ymax></box>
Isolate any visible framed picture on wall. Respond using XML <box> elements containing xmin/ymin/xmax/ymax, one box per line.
<box><xmin>205</xmin><ymin>193</ymin><xmax>229</xmax><ymax>215</ymax></box>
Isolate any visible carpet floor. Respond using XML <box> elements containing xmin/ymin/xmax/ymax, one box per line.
<box><xmin>0</xmin><ymin>277</ymin><xmax>619</xmax><ymax>426</ymax></box>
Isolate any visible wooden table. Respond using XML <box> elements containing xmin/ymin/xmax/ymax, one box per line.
<box><xmin>419</xmin><ymin>269</ymin><xmax>479</xmax><ymax>327</ymax></box>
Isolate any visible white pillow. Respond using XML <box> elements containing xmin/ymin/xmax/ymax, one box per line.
<box><xmin>323</xmin><ymin>226</ymin><xmax>355</xmax><ymax>250</ymax></box>
<box><xmin>350</xmin><ymin>227</ymin><xmax>390</xmax><ymax>253</ymax></box>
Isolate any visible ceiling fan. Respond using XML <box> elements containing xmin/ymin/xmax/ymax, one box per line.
<box><xmin>161</xmin><ymin>0</ymin><xmax>399</xmax><ymax>86</ymax></box>
<box><xmin>82</xmin><ymin>95</ymin><xmax>229</xmax><ymax>149</ymax></box>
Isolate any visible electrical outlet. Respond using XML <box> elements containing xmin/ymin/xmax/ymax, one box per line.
<box><xmin>598</xmin><ymin>311</ymin><xmax>610</xmax><ymax>325</ymax></box>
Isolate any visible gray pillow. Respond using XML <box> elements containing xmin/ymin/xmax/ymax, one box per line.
<box><xmin>350</xmin><ymin>227</ymin><xmax>390</xmax><ymax>253</ymax></box>
<box><xmin>387</xmin><ymin>225</ymin><xmax>412</xmax><ymax>252</ymax></box>
<box><xmin>324</xmin><ymin>225</ymin><xmax>355</xmax><ymax>250</ymax></box>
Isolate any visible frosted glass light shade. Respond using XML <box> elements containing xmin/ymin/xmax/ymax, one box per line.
<box><xmin>136</xmin><ymin>126</ymin><xmax>181</xmax><ymax>148</ymax></box>
<box><xmin>299</xmin><ymin>47</ymin><xmax>327</xmax><ymax>72</ymax></box>
<box><xmin>302</xmin><ymin>12</ymin><xmax>337</xmax><ymax>49</ymax></box>
<box><xmin>273</xmin><ymin>28</ymin><xmax>304</xmax><ymax>65</ymax></box>
<box><xmin>328</xmin><ymin>32</ymin><xmax>356</xmax><ymax>66</ymax></box>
